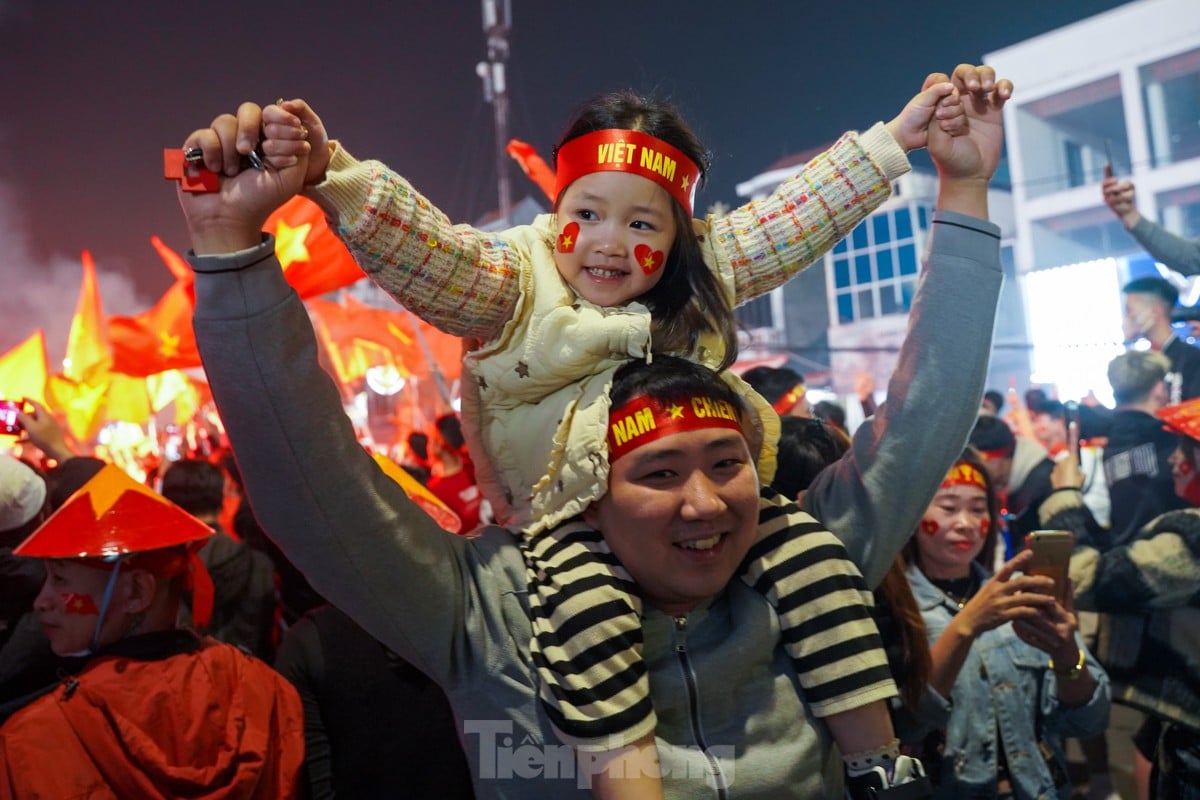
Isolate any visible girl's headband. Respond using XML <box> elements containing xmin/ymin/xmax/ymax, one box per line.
<box><xmin>607</xmin><ymin>394</ymin><xmax>743</xmax><ymax>463</ymax></box>
<box><xmin>941</xmin><ymin>462</ymin><xmax>988</xmax><ymax>492</ymax></box>
<box><xmin>554</xmin><ymin>129</ymin><xmax>701</xmax><ymax>215</ymax></box>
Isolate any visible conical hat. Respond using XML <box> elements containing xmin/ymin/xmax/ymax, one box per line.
<box><xmin>15</xmin><ymin>464</ymin><xmax>212</xmax><ymax>559</ymax></box>
<box><xmin>1157</xmin><ymin>397</ymin><xmax>1200</xmax><ymax>443</ymax></box>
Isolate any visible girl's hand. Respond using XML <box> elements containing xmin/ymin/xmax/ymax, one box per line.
<box><xmin>885</xmin><ymin>79</ymin><xmax>965</xmax><ymax>153</ymax></box>
<box><xmin>955</xmin><ymin>550</ymin><xmax>1056</xmax><ymax>638</ymax></box>
<box><xmin>264</xmin><ymin>99</ymin><xmax>331</xmax><ymax>186</ymax></box>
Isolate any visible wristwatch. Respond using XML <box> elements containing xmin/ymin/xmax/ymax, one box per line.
<box><xmin>1049</xmin><ymin>648</ymin><xmax>1086</xmax><ymax>681</ymax></box>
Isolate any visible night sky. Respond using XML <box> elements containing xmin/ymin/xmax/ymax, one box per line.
<box><xmin>0</xmin><ymin>0</ymin><xmax>1132</xmax><ymax>358</ymax></box>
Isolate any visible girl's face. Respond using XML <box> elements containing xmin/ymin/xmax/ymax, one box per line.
<box><xmin>914</xmin><ymin>484</ymin><xmax>990</xmax><ymax>580</ymax></box>
<box><xmin>553</xmin><ymin>171</ymin><xmax>679</xmax><ymax>308</ymax></box>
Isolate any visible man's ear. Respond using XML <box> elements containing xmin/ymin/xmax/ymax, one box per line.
<box><xmin>123</xmin><ymin>568</ymin><xmax>158</xmax><ymax>615</ymax></box>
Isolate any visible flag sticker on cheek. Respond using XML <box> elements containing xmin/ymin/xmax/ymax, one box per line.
<box><xmin>557</xmin><ymin>222</ymin><xmax>579</xmax><ymax>253</ymax></box>
<box><xmin>62</xmin><ymin>593</ymin><xmax>100</xmax><ymax>616</ymax></box>
<box><xmin>979</xmin><ymin>518</ymin><xmax>990</xmax><ymax>537</ymax></box>
<box><xmin>1180</xmin><ymin>461</ymin><xmax>1193</xmax><ymax>476</ymax></box>
<box><xmin>920</xmin><ymin>518</ymin><xmax>939</xmax><ymax>536</ymax></box>
<box><xmin>634</xmin><ymin>244</ymin><xmax>665</xmax><ymax>275</ymax></box>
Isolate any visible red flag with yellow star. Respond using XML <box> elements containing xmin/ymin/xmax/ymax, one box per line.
<box><xmin>62</xmin><ymin>251</ymin><xmax>113</xmax><ymax>386</ymax></box>
<box><xmin>0</xmin><ymin>329</ymin><xmax>49</xmax><ymax>407</ymax></box>
<box><xmin>109</xmin><ymin>238</ymin><xmax>200</xmax><ymax>376</ymax></box>
<box><xmin>265</xmin><ymin>196</ymin><xmax>366</xmax><ymax>299</ymax></box>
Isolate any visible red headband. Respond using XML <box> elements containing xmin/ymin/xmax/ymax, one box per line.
<box><xmin>554</xmin><ymin>129</ymin><xmax>701</xmax><ymax>215</ymax></box>
<box><xmin>607</xmin><ymin>394</ymin><xmax>743</xmax><ymax>463</ymax></box>
<box><xmin>941</xmin><ymin>462</ymin><xmax>987</xmax><ymax>492</ymax></box>
<box><xmin>772</xmin><ymin>384</ymin><xmax>806</xmax><ymax>416</ymax></box>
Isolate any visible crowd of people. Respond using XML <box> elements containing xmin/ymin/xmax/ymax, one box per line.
<box><xmin>0</xmin><ymin>59</ymin><xmax>1196</xmax><ymax>800</ymax></box>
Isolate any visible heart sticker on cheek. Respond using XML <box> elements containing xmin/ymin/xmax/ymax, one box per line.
<box><xmin>557</xmin><ymin>222</ymin><xmax>579</xmax><ymax>253</ymax></box>
<box><xmin>1180</xmin><ymin>461</ymin><xmax>1194</xmax><ymax>476</ymax></box>
<box><xmin>920</xmin><ymin>518</ymin><xmax>939</xmax><ymax>536</ymax></box>
<box><xmin>634</xmin><ymin>244</ymin><xmax>665</xmax><ymax>275</ymax></box>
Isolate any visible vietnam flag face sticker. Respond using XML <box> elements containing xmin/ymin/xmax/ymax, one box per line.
<box><xmin>635</xmin><ymin>244</ymin><xmax>665</xmax><ymax>275</ymax></box>
<box><xmin>62</xmin><ymin>593</ymin><xmax>100</xmax><ymax>616</ymax></box>
<box><xmin>920</xmin><ymin>518</ymin><xmax>939</xmax><ymax>536</ymax></box>
<box><xmin>557</xmin><ymin>221</ymin><xmax>579</xmax><ymax>253</ymax></box>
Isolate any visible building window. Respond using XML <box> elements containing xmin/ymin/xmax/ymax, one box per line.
<box><xmin>1141</xmin><ymin>47</ymin><xmax>1200</xmax><ymax>168</ymax></box>
<box><xmin>1030</xmin><ymin>205</ymin><xmax>1136</xmax><ymax>268</ymax></box>
<box><xmin>831</xmin><ymin>205</ymin><xmax>928</xmax><ymax>325</ymax></box>
<box><xmin>1156</xmin><ymin>184</ymin><xmax>1200</xmax><ymax>241</ymax></box>
<box><xmin>1016</xmin><ymin>75</ymin><xmax>1128</xmax><ymax>200</ymax></box>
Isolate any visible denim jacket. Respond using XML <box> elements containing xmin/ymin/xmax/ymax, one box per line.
<box><xmin>906</xmin><ymin>562</ymin><xmax>1110</xmax><ymax>799</ymax></box>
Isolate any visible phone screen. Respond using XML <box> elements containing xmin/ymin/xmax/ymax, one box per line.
<box><xmin>0</xmin><ymin>400</ymin><xmax>21</xmax><ymax>435</ymax></box>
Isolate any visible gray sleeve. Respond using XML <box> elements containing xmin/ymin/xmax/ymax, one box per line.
<box><xmin>189</xmin><ymin>236</ymin><xmax>476</xmax><ymax>683</ymax></box>
<box><xmin>1129</xmin><ymin>217</ymin><xmax>1200</xmax><ymax>276</ymax></box>
<box><xmin>801</xmin><ymin>212</ymin><xmax>1003</xmax><ymax>588</ymax></box>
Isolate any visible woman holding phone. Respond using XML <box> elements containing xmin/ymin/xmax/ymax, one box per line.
<box><xmin>903</xmin><ymin>448</ymin><xmax>1110</xmax><ymax>799</ymax></box>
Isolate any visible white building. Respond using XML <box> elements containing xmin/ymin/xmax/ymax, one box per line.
<box><xmin>734</xmin><ymin>0</ymin><xmax>1200</xmax><ymax>406</ymax></box>
<box><xmin>734</xmin><ymin>153</ymin><xmax>1017</xmax><ymax>402</ymax></box>
<box><xmin>986</xmin><ymin>0</ymin><xmax>1200</xmax><ymax>402</ymax></box>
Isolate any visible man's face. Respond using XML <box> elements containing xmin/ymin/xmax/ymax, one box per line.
<box><xmin>33</xmin><ymin>559</ymin><xmax>126</xmax><ymax>656</ymax></box>
<box><xmin>1123</xmin><ymin>292</ymin><xmax>1162</xmax><ymax>341</ymax></box>
<box><xmin>979</xmin><ymin>455</ymin><xmax>1012</xmax><ymax>495</ymax></box>
<box><xmin>1032</xmin><ymin>413</ymin><xmax>1066</xmax><ymax>453</ymax></box>
<box><xmin>585</xmin><ymin>426</ymin><xmax>760</xmax><ymax>616</ymax></box>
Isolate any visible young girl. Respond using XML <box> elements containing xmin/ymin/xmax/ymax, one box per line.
<box><xmin>235</xmin><ymin>81</ymin><xmax>964</xmax><ymax>795</ymax></box>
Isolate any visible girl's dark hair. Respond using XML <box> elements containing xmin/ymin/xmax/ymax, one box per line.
<box><xmin>772</xmin><ymin>417</ymin><xmax>849</xmax><ymax>501</ymax></box>
<box><xmin>554</xmin><ymin>90</ymin><xmax>738</xmax><ymax>370</ymax></box>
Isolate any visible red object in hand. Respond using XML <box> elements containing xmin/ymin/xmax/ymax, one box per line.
<box><xmin>163</xmin><ymin>149</ymin><xmax>219</xmax><ymax>193</ymax></box>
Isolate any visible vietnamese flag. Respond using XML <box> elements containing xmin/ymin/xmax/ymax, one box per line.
<box><xmin>62</xmin><ymin>251</ymin><xmax>112</xmax><ymax>386</ymax></box>
<box><xmin>109</xmin><ymin>238</ymin><xmax>199</xmax><ymax>377</ymax></box>
<box><xmin>265</xmin><ymin>196</ymin><xmax>366</xmax><ymax>299</ymax></box>
<box><xmin>506</xmin><ymin>139</ymin><xmax>556</xmax><ymax>202</ymax></box>
<box><xmin>0</xmin><ymin>330</ymin><xmax>49</xmax><ymax>407</ymax></box>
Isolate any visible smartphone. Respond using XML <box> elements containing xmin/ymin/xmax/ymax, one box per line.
<box><xmin>1064</xmin><ymin>400</ymin><xmax>1081</xmax><ymax>462</ymax></box>
<box><xmin>0</xmin><ymin>399</ymin><xmax>22</xmax><ymax>435</ymax></box>
<box><xmin>1025</xmin><ymin>530</ymin><xmax>1075</xmax><ymax>605</ymax></box>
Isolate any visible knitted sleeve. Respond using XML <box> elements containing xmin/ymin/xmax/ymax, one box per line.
<box><xmin>705</xmin><ymin>123</ymin><xmax>908</xmax><ymax>306</ymax></box>
<box><xmin>306</xmin><ymin>145</ymin><xmax>524</xmax><ymax>340</ymax></box>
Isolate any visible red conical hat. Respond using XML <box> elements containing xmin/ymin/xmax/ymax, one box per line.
<box><xmin>1157</xmin><ymin>397</ymin><xmax>1200</xmax><ymax>443</ymax></box>
<box><xmin>15</xmin><ymin>464</ymin><xmax>213</xmax><ymax>559</ymax></box>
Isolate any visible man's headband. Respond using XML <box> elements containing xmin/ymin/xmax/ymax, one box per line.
<box><xmin>772</xmin><ymin>384</ymin><xmax>806</xmax><ymax>416</ymax></box>
<box><xmin>608</xmin><ymin>394</ymin><xmax>743</xmax><ymax>463</ymax></box>
<box><xmin>941</xmin><ymin>462</ymin><xmax>988</xmax><ymax>492</ymax></box>
<box><xmin>554</xmin><ymin>129</ymin><xmax>701</xmax><ymax>215</ymax></box>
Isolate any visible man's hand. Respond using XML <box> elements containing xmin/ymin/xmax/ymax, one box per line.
<box><xmin>927</xmin><ymin>64</ymin><xmax>1013</xmax><ymax>218</ymax></box>
<box><xmin>1050</xmin><ymin>452</ymin><xmax>1085</xmax><ymax>491</ymax></box>
<box><xmin>176</xmin><ymin>102</ymin><xmax>312</xmax><ymax>255</ymax></box>
<box><xmin>1102</xmin><ymin>164</ymin><xmax>1142</xmax><ymax>229</ymax></box>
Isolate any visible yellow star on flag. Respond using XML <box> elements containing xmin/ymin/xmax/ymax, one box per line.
<box><xmin>669</xmin><ymin>403</ymin><xmax>685</xmax><ymax>418</ymax></box>
<box><xmin>561</xmin><ymin>234</ymin><xmax>573</xmax><ymax>249</ymax></box>
<box><xmin>157</xmin><ymin>331</ymin><xmax>180</xmax><ymax>359</ymax></box>
<box><xmin>274</xmin><ymin>220</ymin><xmax>313</xmax><ymax>271</ymax></box>
<box><xmin>642</xmin><ymin>253</ymin><xmax>657</xmax><ymax>269</ymax></box>
<box><xmin>680</xmin><ymin>175</ymin><xmax>690</xmax><ymax>191</ymax></box>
